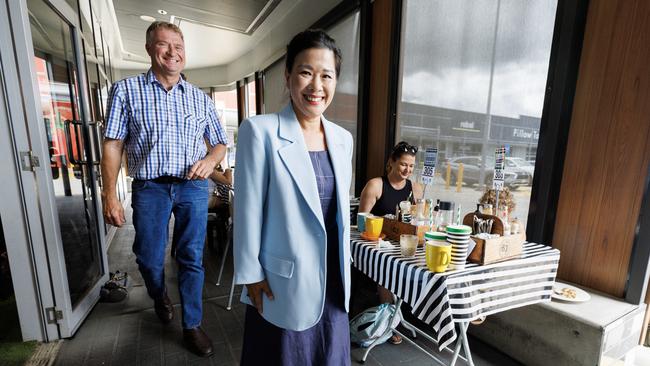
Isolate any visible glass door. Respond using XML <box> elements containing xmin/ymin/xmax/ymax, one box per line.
<box><xmin>24</xmin><ymin>0</ymin><xmax>107</xmax><ymax>337</ymax></box>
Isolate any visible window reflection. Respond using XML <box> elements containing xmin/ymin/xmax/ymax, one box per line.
<box><xmin>247</xmin><ymin>80</ymin><xmax>257</xmax><ymax>117</ymax></box>
<box><xmin>212</xmin><ymin>88</ymin><xmax>238</xmax><ymax>167</ymax></box>
<box><xmin>263</xmin><ymin>58</ymin><xmax>289</xmax><ymax>114</ymax></box>
<box><xmin>397</xmin><ymin>0</ymin><xmax>557</xmax><ymax>225</ymax></box>
<box><xmin>324</xmin><ymin>12</ymin><xmax>360</xmax><ymax>195</ymax></box>
<box><xmin>29</xmin><ymin>0</ymin><xmax>103</xmax><ymax>307</ymax></box>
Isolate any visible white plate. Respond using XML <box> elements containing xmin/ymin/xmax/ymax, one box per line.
<box><xmin>552</xmin><ymin>282</ymin><xmax>591</xmax><ymax>303</ymax></box>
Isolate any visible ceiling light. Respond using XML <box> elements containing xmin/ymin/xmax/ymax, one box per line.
<box><xmin>157</xmin><ymin>9</ymin><xmax>167</xmax><ymax>15</ymax></box>
<box><xmin>140</xmin><ymin>15</ymin><xmax>156</xmax><ymax>22</ymax></box>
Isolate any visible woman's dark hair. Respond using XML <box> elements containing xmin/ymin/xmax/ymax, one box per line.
<box><xmin>286</xmin><ymin>29</ymin><xmax>342</xmax><ymax>76</ymax></box>
<box><xmin>386</xmin><ymin>141</ymin><xmax>418</xmax><ymax>173</ymax></box>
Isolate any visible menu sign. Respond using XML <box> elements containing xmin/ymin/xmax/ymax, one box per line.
<box><xmin>493</xmin><ymin>147</ymin><xmax>506</xmax><ymax>190</ymax></box>
<box><xmin>421</xmin><ymin>148</ymin><xmax>437</xmax><ymax>185</ymax></box>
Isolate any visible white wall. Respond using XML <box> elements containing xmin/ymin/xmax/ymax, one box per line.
<box><xmin>117</xmin><ymin>65</ymin><xmax>228</xmax><ymax>87</ymax></box>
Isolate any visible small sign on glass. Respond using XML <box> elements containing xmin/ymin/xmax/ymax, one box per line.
<box><xmin>493</xmin><ymin>147</ymin><xmax>506</xmax><ymax>190</ymax></box>
<box><xmin>421</xmin><ymin>148</ymin><xmax>437</xmax><ymax>185</ymax></box>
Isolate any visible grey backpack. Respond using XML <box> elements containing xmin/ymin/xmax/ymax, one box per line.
<box><xmin>349</xmin><ymin>303</ymin><xmax>402</xmax><ymax>347</ymax></box>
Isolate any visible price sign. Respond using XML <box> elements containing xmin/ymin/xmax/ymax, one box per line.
<box><xmin>493</xmin><ymin>146</ymin><xmax>506</xmax><ymax>190</ymax></box>
<box><xmin>421</xmin><ymin>148</ymin><xmax>437</xmax><ymax>185</ymax></box>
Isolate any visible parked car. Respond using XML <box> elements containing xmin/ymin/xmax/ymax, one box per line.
<box><xmin>440</xmin><ymin>156</ymin><xmax>532</xmax><ymax>189</ymax></box>
<box><xmin>506</xmin><ymin>157</ymin><xmax>535</xmax><ymax>178</ymax></box>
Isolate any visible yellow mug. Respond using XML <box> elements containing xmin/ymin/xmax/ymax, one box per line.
<box><xmin>365</xmin><ymin>216</ymin><xmax>384</xmax><ymax>239</ymax></box>
<box><xmin>426</xmin><ymin>240</ymin><xmax>451</xmax><ymax>273</ymax></box>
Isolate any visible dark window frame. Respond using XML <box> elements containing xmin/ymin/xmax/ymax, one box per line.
<box><xmin>236</xmin><ymin>79</ymin><xmax>247</xmax><ymax>126</ymax></box>
<box><xmin>524</xmin><ymin>0</ymin><xmax>589</xmax><ymax>245</ymax></box>
<box><xmin>354</xmin><ymin>0</ymin><xmax>372</xmax><ymax>195</ymax></box>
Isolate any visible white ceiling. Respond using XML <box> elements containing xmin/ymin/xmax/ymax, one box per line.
<box><xmin>83</xmin><ymin>0</ymin><xmax>341</xmax><ymax>85</ymax></box>
<box><xmin>112</xmin><ymin>0</ymin><xmax>280</xmax><ymax>69</ymax></box>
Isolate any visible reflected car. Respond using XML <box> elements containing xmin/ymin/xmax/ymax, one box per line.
<box><xmin>507</xmin><ymin>157</ymin><xmax>535</xmax><ymax>178</ymax></box>
<box><xmin>440</xmin><ymin>156</ymin><xmax>532</xmax><ymax>189</ymax></box>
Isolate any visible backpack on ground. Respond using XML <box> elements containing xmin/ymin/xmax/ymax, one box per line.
<box><xmin>349</xmin><ymin>303</ymin><xmax>401</xmax><ymax>348</ymax></box>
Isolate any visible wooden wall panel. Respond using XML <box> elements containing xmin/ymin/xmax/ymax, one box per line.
<box><xmin>364</xmin><ymin>0</ymin><xmax>395</xmax><ymax>180</ymax></box>
<box><xmin>553</xmin><ymin>0</ymin><xmax>650</xmax><ymax>297</ymax></box>
<box><xmin>255</xmin><ymin>72</ymin><xmax>264</xmax><ymax>115</ymax></box>
<box><xmin>236</xmin><ymin>80</ymin><xmax>247</xmax><ymax>126</ymax></box>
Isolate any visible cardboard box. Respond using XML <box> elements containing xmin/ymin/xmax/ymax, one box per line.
<box><xmin>462</xmin><ymin>212</ymin><xmax>525</xmax><ymax>264</ymax></box>
<box><xmin>381</xmin><ymin>217</ymin><xmax>417</xmax><ymax>243</ymax></box>
<box><xmin>380</xmin><ymin>218</ymin><xmax>431</xmax><ymax>245</ymax></box>
<box><xmin>468</xmin><ymin>232</ymin><xmax>525</xmax><ymax>264</ymax></box>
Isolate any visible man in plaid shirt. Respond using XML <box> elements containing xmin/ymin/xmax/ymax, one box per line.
<box><xmin>101</xmin><ymin>21</ymin><xmax>227</xmax><ymax>358</ymax></box>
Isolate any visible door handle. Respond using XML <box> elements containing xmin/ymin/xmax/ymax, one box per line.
<box><xmin>87</xmin><ymin>120</ymin><xmax>102</xmax><ymax>166</ymax></box>
<box><xmin>64</xmin><ymin>119</ymin><xmax>101</xmax><ymax>166</ymax></box>
<box><xmin>64</xmin><ymin>119</ymin><xmax>82</xmax><ymax>165</ymax></box>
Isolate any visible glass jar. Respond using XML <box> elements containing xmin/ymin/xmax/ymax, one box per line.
<box><xmin>436</xmin><ymin>201</ymin><xmax>454</xmax><ymax>232</ymax></box>
<box><xmin>399</xmin><ymin>200</ymin><xmax>412</xmax><ymax>223</ymax></box>
<box><xmin>416</xmin><ymin>198</ymin><xmax>425</xmax><ymax>221</ymax></box>
<box><xmin>511</xmin><ymin>217</ymin><xmax>521</xmax><ymax>234</ymax></box>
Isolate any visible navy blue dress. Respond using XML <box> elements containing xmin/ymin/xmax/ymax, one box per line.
<box><xmin>240</xmin><ymin>150</ymin><xmax>350</xmax><ymax>366</ymax></box>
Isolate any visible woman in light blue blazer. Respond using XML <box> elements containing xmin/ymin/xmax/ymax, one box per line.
<box><xmin>234</xmin><ymin>30</ymin><xmax>353</xmax><ymax>365</ymax></box>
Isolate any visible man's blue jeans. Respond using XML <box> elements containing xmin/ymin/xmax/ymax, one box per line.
<box><xmin>131</xmin><ymin>179</ymin><xmax>208</xmax><ymax>329</ymax></box>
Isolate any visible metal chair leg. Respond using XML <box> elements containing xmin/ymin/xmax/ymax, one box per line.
<box><xmin>216</xmin><ymin>223</ymin><xmax>231</xmax><ymax>286</ymax></box>
<box><xmin>401</xmin><ymin>317</ymin><xmax>418</xmax><ymax>338</ymax></box>
<box><xmin>227</xmin><ymin>271</ymin><xmax>236</xmax><ymax>310</ymax></box>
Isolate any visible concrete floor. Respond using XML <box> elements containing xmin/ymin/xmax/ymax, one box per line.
<box><xmin>53</xmin><ymin>205</ymin><xmax>521</xmax><ymax>366</ymax></box>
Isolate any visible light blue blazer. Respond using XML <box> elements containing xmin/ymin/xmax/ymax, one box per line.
<box><xmin>233</xmin><ymin>104</ymin><xmax>353</xmax><ymax>331</ymax></box>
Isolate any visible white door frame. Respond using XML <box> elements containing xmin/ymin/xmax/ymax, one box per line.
<box><xmin>5</xmin><ymin>0</ymin><xmax>109</xmax><ymax>339</ymax></box>
<box><xmin>0</xmin><ymin>1</ymin><xmax>59</xmax><ymax>342</ymax></box>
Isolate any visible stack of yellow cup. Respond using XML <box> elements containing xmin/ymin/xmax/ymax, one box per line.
<box><xmin>425</xmin><ymin>231</ymin><xmax>451</xmax><ymax>273</ymax></box>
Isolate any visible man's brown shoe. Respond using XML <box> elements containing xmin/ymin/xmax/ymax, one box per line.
<box><xmin>154</xmin><ymin>294</ymin><xmax>174</xmax><ymax>324</ymax></box>
<box><xmin>183</xmin><ymin>327</ymin><xmax>214</xmax><ymax>357</ymax></box>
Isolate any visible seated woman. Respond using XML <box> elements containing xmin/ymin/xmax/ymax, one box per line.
<box><xmin>206</xmin><ymin>164</ymin><xmax>233</xmax><ymax>253</ymax></box>
<box><xmin>358</xmin><ymin>141</ymin><xmax>423</xmax><ymax>344</ymax></box>
<box><xmin>208</xmin><ymin>164</ymin><xmax>233</xmax><ymax>210</ymax></box>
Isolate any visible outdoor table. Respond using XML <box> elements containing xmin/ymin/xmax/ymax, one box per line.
<box><xmin>351</xmin><ymin>232</ymin><xmax>560</xmax><ymax>365</ymax></box>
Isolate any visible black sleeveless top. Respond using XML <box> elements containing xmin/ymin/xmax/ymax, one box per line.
<box><xmin>370</xmin><ymin>176</ymin><xmax>413</xmax><ymax>217</ymax></box>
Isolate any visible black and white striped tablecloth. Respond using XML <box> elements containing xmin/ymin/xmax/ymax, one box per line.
<box><xmin>351</xmin><ymin>232</ymin><xmax>560</xmax><ymax>350</ymax></box>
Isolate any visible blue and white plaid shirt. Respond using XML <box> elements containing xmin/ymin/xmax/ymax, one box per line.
<box><xmin>104</xmin><ymin>70</ymin><xmax>228</xmax><ymax>180</ymax></box>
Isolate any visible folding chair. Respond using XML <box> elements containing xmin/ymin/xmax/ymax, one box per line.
<box><xmin>216</xmin><ymin>189</ymin><xmax>236</xmax><ymax>310</ymax></box>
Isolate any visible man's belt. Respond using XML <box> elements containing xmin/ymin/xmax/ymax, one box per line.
<box><xmin>150</xmin><ymin>175</ymin><xmax>186</xmax><ymax>184</ymax></box>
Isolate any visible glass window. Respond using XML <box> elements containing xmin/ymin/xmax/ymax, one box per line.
<box><xmin>92</xmin><ymin>8</ymin><xmax>105</xmax><ymax>73</ymax></box>
<box><xmin>212</xmin><ymin>88</ymin><xmax>238</xmax><ymax>167</ymax></box>
<box><xmin>28</xmin><ymin>0</ymin><xmax>103</xmax><ymax>307</ymax></box>
<box><xmin>324</xmin><ymin>12</ymin><xmax>360</xmax><ymax>195</ymax></box>
<box><xmin>247</xmin><ymin>79</ymin><xmax>257</xmax><ymax>117</ymax></box>
<box><xmin>397</xmin><ymin>0</ymin><xmax>557</xmax><ymax>226</ymax></box>
<box><xmin>80</xmin><ymin>9</ymin><xmax>101</xmax><ymax>122</ymax></box>
<box><xmin>263</xmin><ymin>57</ymin><xmax>289</xmax><ymax>114</ymax></box>
<box><xmin>105</xmin><ymin>43</ymin><xmax>114</xmax><ymax>83</ymax></box>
